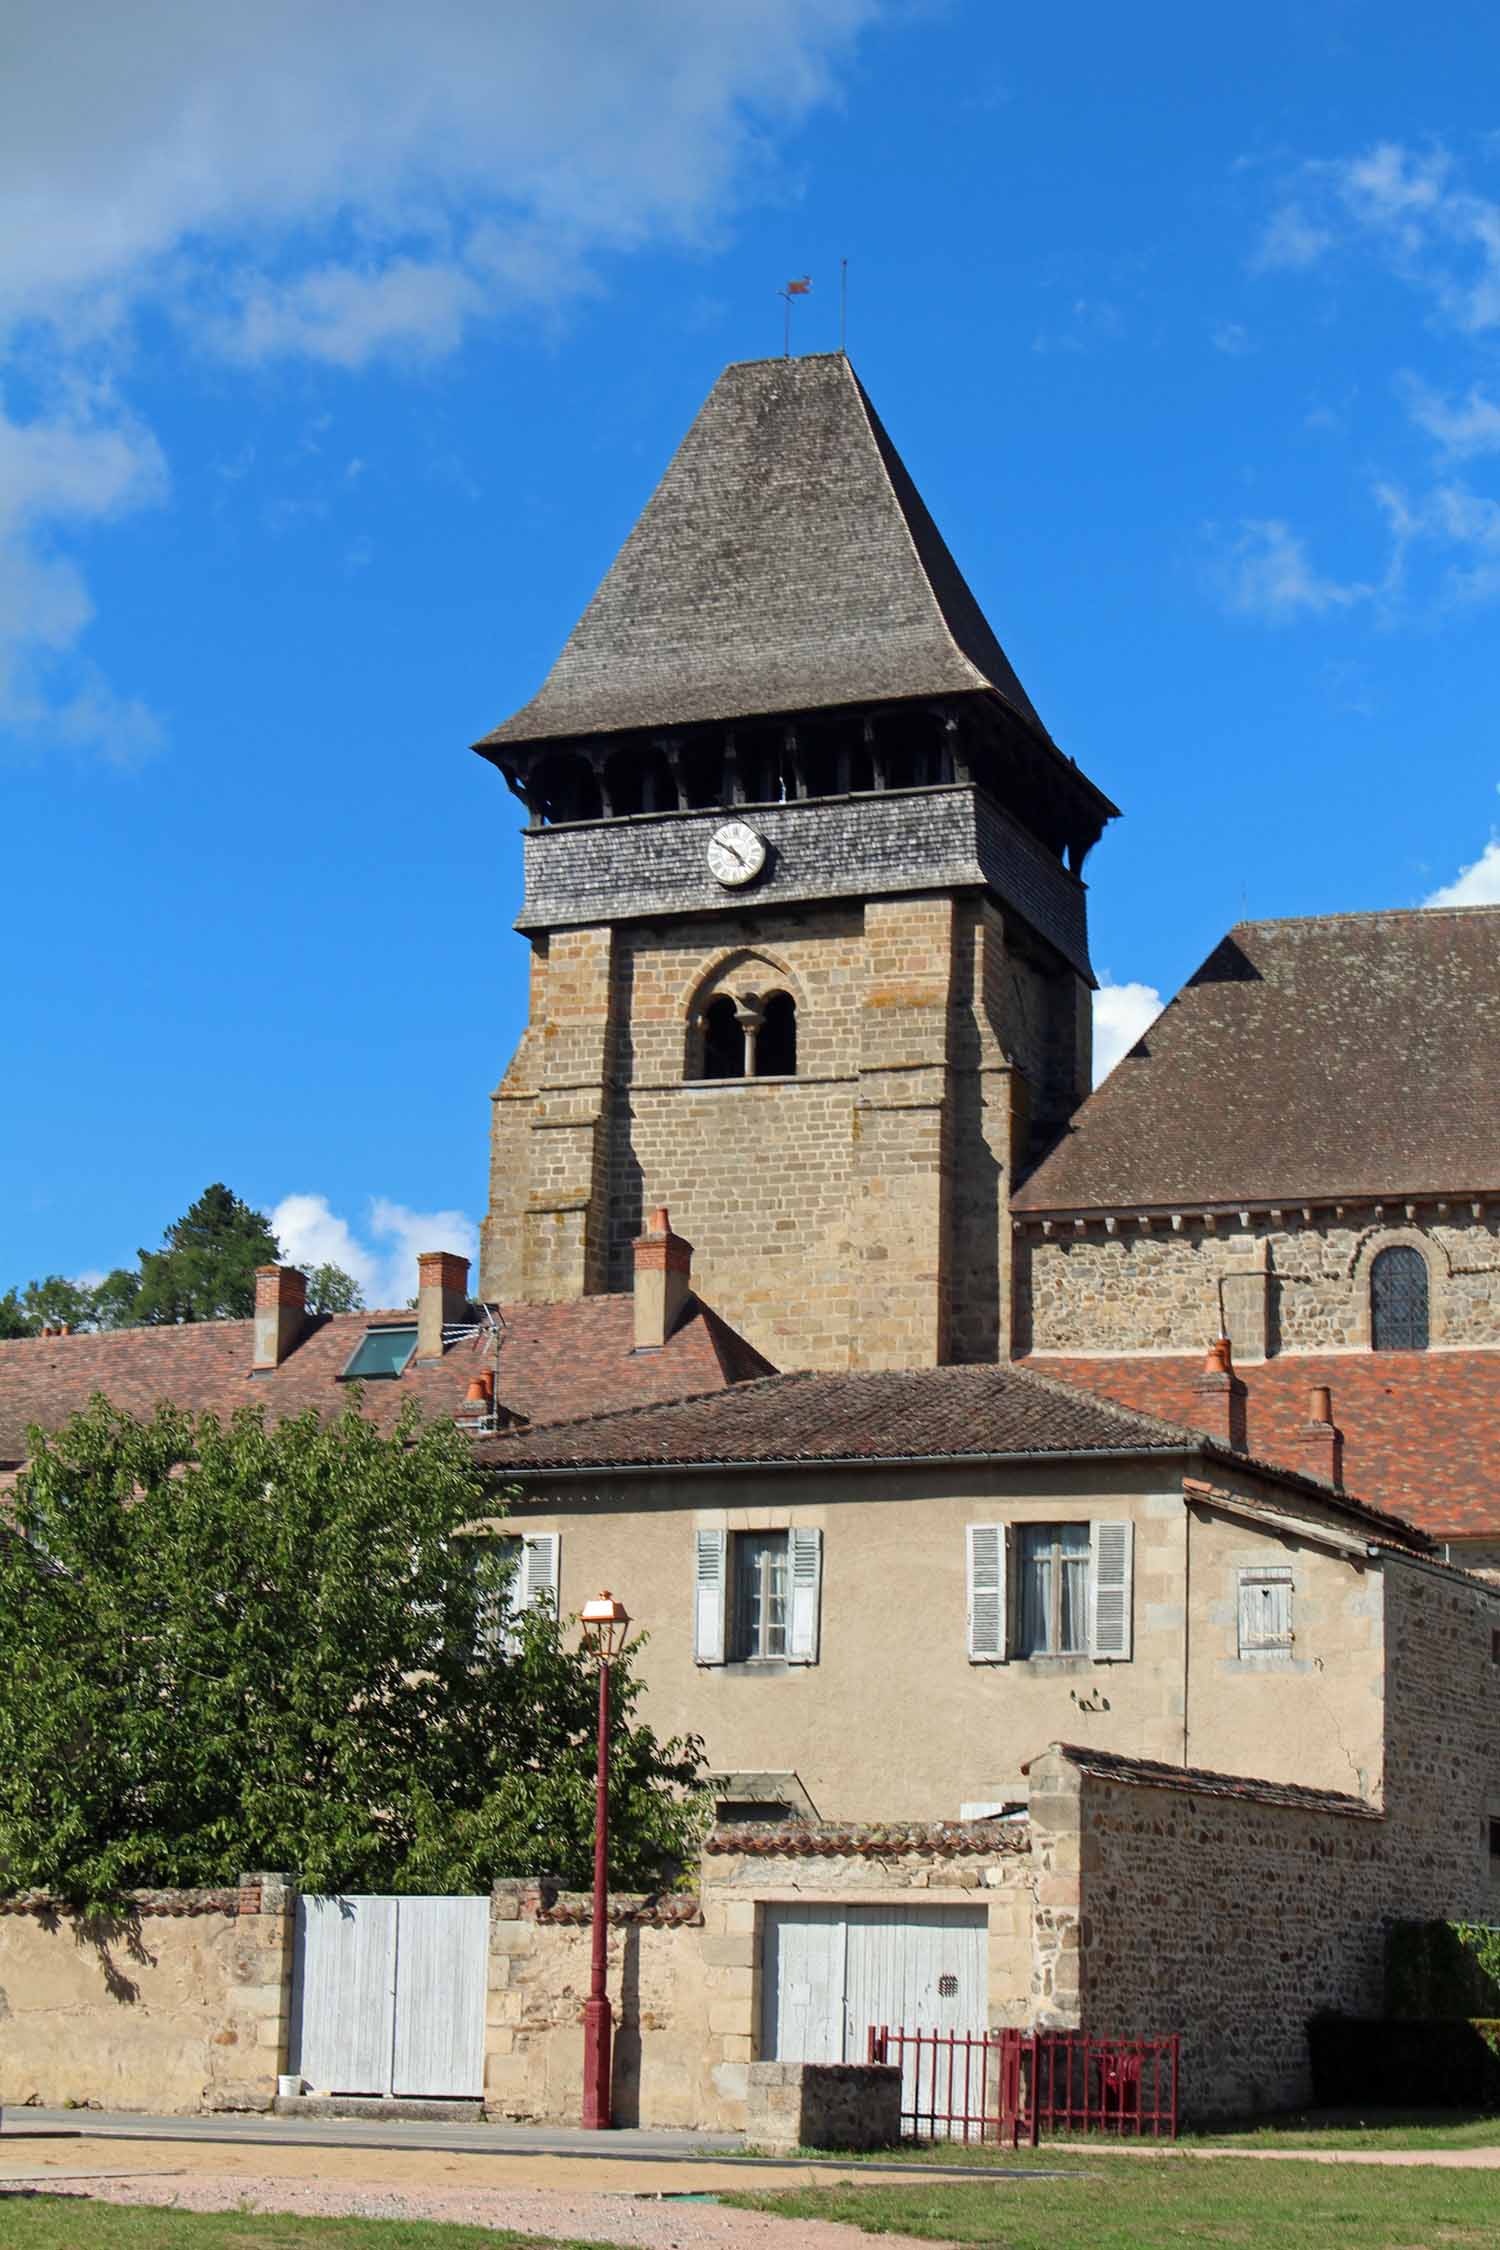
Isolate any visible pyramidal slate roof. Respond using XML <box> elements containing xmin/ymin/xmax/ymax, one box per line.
<box><xmin>477</xmin><ymin>354</ymin><xmax>1053</xmax><ymax>751</ymax></box>
<box><xmin>1015</xmin><ymin>906</ymin><xmax>1500</xmax><ymax>1214</ymax></box>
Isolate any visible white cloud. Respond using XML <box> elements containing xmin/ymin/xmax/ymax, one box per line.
<box><xmin>0</xmin><ymin>394</ymin><xmax>168</xmax><ymax>759</ymax></box>
<box><xmin>1212</xmin><ymin>321</ymin><xmax>1252</xmax><ymax>356</ymax></box>
<box><xmin>0</xmin><ymin>0</ymin><xmax>878</xmax><ymax>752</ymax></box>
<box><xmin>1400</xmin><ymin>377</ymin><xmax>1500</xmax><ymax>458</ymax></box>
<box><xmin>1092</xmin><ymin>979</ymin><xmax>1162</xmax><ymax>1085</ymax></box>
<box><xmin>1424</xmin><ymin>825</ymin><xmax>1500</xmax><ymax>908</ymax></box>
<box><xmin>1251</xmin><ymin>202</ymin><xmax>1332</xmax><ymax>273</ymax></box>
<box><xmin>1217</xmin><ymin>519</ymin><xmax>1368</xmax><ymax>621</ymax></box>
<box><xmin>271</xmin><ymin>1192</ymin><xmax>480</xmax><ymax>1310</ymax></box>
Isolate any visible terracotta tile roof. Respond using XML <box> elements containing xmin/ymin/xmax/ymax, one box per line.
<box><xmin>1028</xmin><ymin>1742</ymin><xmax>1381</xmax><ymax>1820</ymax></box>
<box><xmin>704</xmin><ymin>1818</ymin><xmax>1031</xmax><ymax>1858</ymax></box>
<box><xmin>0</xmin><ymin>1294</ymin><xmax>773</xmax><ymax>1466</ymax></box>
<box><xmin>1027</xmin><ymin>1351</ymin><xmax>1500</xmax><ymax>1541</ymax></box>
<box><xmin>476</xmin><ymin>355</ymin><xmax>1073</xmax><ymax>757</ymax></box>
<box><xmin>1015</xmin><ymin>907</ymin><xmax>1500</xmax><ymax>1212</ymax></box>
<box><xmin>474</xmin><ymin>1361</ymin><xmax>1205</xmax><ymax>1473</ymax></box>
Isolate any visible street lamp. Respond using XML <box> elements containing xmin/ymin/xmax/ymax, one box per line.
<box><xmin>579</xmin><ymin>1589</ymin><xmax>630</xmax><ymax>2130</ymax></box>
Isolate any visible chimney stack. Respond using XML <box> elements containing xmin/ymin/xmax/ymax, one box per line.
<box><xmin>417</xmin><ymin>1251</ymin><xmax>470</xmax><ymax>1362</ymax></box>
<box><xmin>1295</xmin><ymin>1384</ymin><xmax>1344</xmax><ymax>1488</ymax></box>
<box><xmin>253</xmin><ymin>1265</ymin><xmax>308</xmax><ymax>1372</ymax></box>
<box><xmin>633</xmin><ymin>1207</ymin><xmax>693</xmax><ymax>1350</ymax></box>
<box><xmin>1193</xmin><ymin>1334</ymin><xmax>1247</xmax><ymax>1453</ymax></box>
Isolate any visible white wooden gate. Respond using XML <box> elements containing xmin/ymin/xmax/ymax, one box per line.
<box><xmin>761</xmin><ymin>1903</ymin><xmax>987</xmax><ymax>2092</ymax></box>
<box><xmin>290</xmin><ymin>1894</ymin><xmax>488</xmax><ymax>2099</ymax></box>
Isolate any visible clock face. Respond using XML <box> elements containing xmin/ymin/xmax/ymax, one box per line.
<box><xmin>707</xmin><ymin>820</ymin><xmax>767</xmax><ymax>888</ymax></box>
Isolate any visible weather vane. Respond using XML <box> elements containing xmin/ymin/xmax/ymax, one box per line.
<box><xmin>778</xmin><ymin>275</ymin><xmax>811</xmax><ymax>358</ymax></box>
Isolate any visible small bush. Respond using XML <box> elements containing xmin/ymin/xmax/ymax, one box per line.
<box><xmin>1309</xmin><ymin>2013</ymin><xmax>1500</xmax><ymax>2110</ymax></box>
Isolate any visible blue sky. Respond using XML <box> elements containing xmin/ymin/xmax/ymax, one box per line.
<box><xmin>5</xmin><ymin>0</ymin><xmax>1500</xmax><ymax>1302</ymax></box>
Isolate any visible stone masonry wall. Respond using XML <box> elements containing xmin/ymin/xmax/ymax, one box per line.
<box><xmin>1027</xmin><ymin>1556</ymin><xmax>1500</xmax><ymax>2120</ymax></box>
<box><xmin>1019</xmin><ymin>1208</ymin><xmax>1500</xmax><ymax>1358</ymax></box>
<box><xmin>484</xmin><ymin>890</ymin><xmax>1087</xmax><ymax>1373</ymax></box>
<box><xmin>0</xmin><ymin>1874</ymin><xmax>293</xmax><ymax>2114</ymax></box>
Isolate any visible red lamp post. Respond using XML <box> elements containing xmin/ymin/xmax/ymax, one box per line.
<box><xmin>579</xmin><ymin>1589</ymin><xmax>630</xmax><ymax>2130</ymax></box>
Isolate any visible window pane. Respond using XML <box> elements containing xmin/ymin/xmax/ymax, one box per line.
<box><xmin>1371</xmin><ymin>1246</ymin><xmax>1429</xmax><ymax>1352</ymax></box>
<box><xmin>734</xmin><ymin>1532</ymin><xmax>789</xmax><ymax>1659</ymax></box>
<box><xmin>1019</xmin><ymin>1526</ymin><xmax>1052</xmax><ymax>1655</ymax></box>
<box><xmin>341</xmin><ymin>1325</ymin><xmax>418</xmax><ymax>1379</ymax></box>
<box><xmin>1060</xmin><ymin>1555</ymin><xmax>1088</xmax><ymax>1652</ymax></box>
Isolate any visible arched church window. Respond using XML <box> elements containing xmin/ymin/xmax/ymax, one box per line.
<box><xmin>702</xmin><ymin>995</ymin><xmax>745</xmax><ymax>1079</ymax></box>
<box><xmin>1370</xmin><ymin>1244</ymin><xmax>1429</xmax><ymax>1352</ymax></box>
<box><xmin>755</xmin><ymin>991</ymin><xmax>797</xmax><ymax>1077</ymax></box>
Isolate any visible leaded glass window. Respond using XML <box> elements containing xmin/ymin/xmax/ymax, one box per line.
<box><xmin>1370</xmin><ymin>1245</ymin><xmax>1429</xmax><ymax>1353</ymax></box>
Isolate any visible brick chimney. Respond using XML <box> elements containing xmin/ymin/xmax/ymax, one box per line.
<box><xmin>1294</xmin><ymin>1384</ymin><xmax>1345</xmax><ymax>1488</ymax></box>
<box><xmin>416</xmin><ymin>1251</ymin><xmax>470</xmax><ymax>1362</ymax></box>
<box><xmin>633</xmin><ymin>1207</ymin><xmax>693</xmax><ymax>1351</ymax></box>
<box><xmin>1193</xmin><ymin>1334</ymin><xmax>1247</xmax><ymax>1453</ymax></box>
<box><xmin>253</xmin><ymin>1265</ymin><xmax>307</xmax><ymax>1372</ymax></box>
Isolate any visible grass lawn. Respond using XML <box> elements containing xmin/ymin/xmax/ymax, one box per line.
<box><xmin>1196</xmin><ymin>2106</ymin><xmax>1500</xmax><ymax>2151</ymax></box>
<box><xmin>723</xmin><ymin>2155</ymin><xmax>1500</xmax><ymax>2247</ymax></box>
<box><xmin>0</xmin><ymin>2207</ymin><xmax>613</xmax><ymax>2250</ymax></box>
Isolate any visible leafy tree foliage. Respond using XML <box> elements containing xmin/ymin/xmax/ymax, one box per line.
<box><xmin>131</xmin><ymin>1182</ymin><xmax>280</xmax><ymax>1324</ymax></box>
<box><xmin>0</xmin><ymin>1399</ymin><xmax>702</xmax><ymax>1904</ymax></box>
<box><xmin>2</xmin><ymin>1185</ymin><xmax>362</xmax><ymax>1332</ymax></box>
<box><xmin>305</xmin><ymin>1262</ymin><xmax>365</xmax><ymax>1315</ymax></box>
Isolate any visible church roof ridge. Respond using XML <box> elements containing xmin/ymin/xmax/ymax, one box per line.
<box><xmin>476</xmin><ymin>353</ymin><xmax>1065</xmax><ymax>757</ymax></box>
<box><xmin>1229</xmin><ymin>903</ymin><xmax>1500</xmax><ymax>933</ymax></box>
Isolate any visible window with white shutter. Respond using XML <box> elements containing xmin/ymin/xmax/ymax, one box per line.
<box><xmin>479</xmin><ymin>1532</ymin><xmax>561</xmax><ymax>1653</ymax></box>
<box><xmin>694</xmin><ymin>1529</ymin><xmax>728</xmax><ymax>1664</ymax></box>
<box><xmin>1237</xmin><ymin>1566</ymin><xmax>1293</xmax><ymax>1657</ymax></box>
<box><xmin>1089</xmin><ymin>1520</ymin><xmax>1133</xmax><ymax>1662</ymax></box>
<box><xmin>967</xmin><ymin>1523</ymin><xmax>1009</xmax><ymax>1662</ymax></box>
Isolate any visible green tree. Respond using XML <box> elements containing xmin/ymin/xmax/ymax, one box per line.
<box><xmin>132</xmin><ymin>1182</ymin><xmax>280</xmax><ymax>1324</ymax></box>
<box><xmin>0</xmin><ymin>1275</ymin><xmax>103</xmax><ymax>1337</ymax></box>
<box><xmin>305</xmin><ymin>1262</ymin><xmax>365</xmax><ymax>1315</ymax></box>
<box><xmin>0</xmin><ymin>1398</ymin><xmax>702</xmax><ymax>1905</ymax></box>
<box><xmin>0</xmin><ymin>1290</ymin><xmax>29</xmax><ymax>1340</ymax></box>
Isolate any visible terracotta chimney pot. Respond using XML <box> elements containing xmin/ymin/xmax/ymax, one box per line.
<box><xmin>1193</xmin><ymin>1332</ymin><xmax>1247</xmax><ymax>1452</ymax></box>
<box><xmin>1296</xmin><ymin>1384</ymin><xmax>1344</xmax><ymax>1489</ymax></box>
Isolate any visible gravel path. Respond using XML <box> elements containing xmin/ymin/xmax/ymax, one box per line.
<box><xmin>1</xmin><ymin>2168</ymin><xmax>942</xmax><ymax>2247</ymax></box>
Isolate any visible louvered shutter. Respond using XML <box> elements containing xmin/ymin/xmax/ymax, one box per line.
<box><xmin>694</xmin><ymin>1529</ymin><xmax>727</xmax><ymax>1664</ymax></box>
<box><xmin>522</xmin><ymin>1533</ymin><xmax>560</xmax><ymax>1618</ymax></box>
<box><xmin>787</xmin><ymin>1526</ymin><xmax>822</xmax><ymax>1664</ymax></box>
<box><xmin>1089</xmin><ymin>1520</ymin><xmax>1134</xmax><ymax>1661</ymax></box>
<box><xmin>1238</xmin><ymin>1568</ymin><xmax>1292</xmax><ymax>1655</ymax></box>
<box><xmin>967</xmin><ymin>1523</ymin><xmax>1009</xmax><ymax>1662</ymax></box>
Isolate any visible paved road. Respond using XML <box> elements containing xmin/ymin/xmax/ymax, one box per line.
<box><xmin>4</xmin><ymin>2109</ymin><xmax>744</xmax><ymax>2161</ymax></box>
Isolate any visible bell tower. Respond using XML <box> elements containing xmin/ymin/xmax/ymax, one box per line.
<box><xmin>474</xmin><ymin>354</ymin><xmax>1116</xmax><ymax>1371</ymax></box>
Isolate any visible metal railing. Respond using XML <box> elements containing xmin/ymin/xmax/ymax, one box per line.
<box><xmin>866</xmin><ymin>2025</ymin><xmax>1180</xmax><ymax>2143</ymax></box>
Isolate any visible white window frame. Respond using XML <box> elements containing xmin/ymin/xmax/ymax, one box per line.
<box><xmin>694</xmin><ymin>1524</ymin><xmax>821</xmax><ymax>1666</ymax></box>
<box><xmin>480</xmin><ymin>1531</ymin><xmax>560</xmax><ymax>1653</ymax></box>
<box><xmin>966</xmin><ymin>1520</ymin><xmax>1134</xmax><ymax>1665</ymax></box>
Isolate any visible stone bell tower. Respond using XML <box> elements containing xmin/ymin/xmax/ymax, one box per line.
<box><xmin>474</xmin><ymin>354</ymin><xmax>1116</xmax><ymax>1372</ymax></box>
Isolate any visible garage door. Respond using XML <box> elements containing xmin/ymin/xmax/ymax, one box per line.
<box><xmin>761</xmin><ymin>1904</ymin><xmax>987</xmax><ymax>2066</ymax></box>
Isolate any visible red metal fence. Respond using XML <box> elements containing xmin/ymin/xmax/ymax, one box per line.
<box><xmin>865</xmin><ymin>2025</ymin><xmax>1180</xmax><ymax>2144</ymax></box>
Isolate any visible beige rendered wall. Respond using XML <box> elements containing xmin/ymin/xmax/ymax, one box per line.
<box><xmin>501</xmin><ymin>1461</ymin><xmax>1391</xmax><ymax>1820</ymax></box>
<box><xmin>0</xmin><ymin>1878</ymin><xmax>292</xmax><ymax>2114</ymax></box>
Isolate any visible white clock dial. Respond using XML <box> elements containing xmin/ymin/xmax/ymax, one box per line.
<box><xmin>707</xmin><ymin>820</ymin><xmax>767</xmax><ymax>888</ymax></box>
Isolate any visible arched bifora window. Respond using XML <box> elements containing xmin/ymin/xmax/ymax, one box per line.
<box><xmin>1370</xmin><ymin>1244</ymin><xmax>1430</xmax><ymax>1352</ymax></box>
<box><xmin>755</xmin><ymin>991</ymin><xmax>797</xmax><ymax>1077</ymax></box>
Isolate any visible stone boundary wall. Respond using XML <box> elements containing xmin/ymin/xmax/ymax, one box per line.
<box><xmin>1026</xmin><ymin>1747</ymin><xmax>1440</xmax><ymax>2120</ymax></box>
<box><xmin>0</xmin><ymin>1874</ymin><xmax>293</xmax><ymax>2114</ymax></box>
<box><xmin>746</xmin><ymin>2060</ymin><xmax>902</xmax><ymax>2150</ymax></box>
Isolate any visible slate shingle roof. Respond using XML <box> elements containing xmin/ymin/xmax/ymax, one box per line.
<box><xmin>1027</xmin><ymin>1350</ymin><xmax>1500</xmax><ymax>1541</ymax></box>
<box><xmin>0</xmin><ymin>1295</ymin><xmax>772</xmax><ymax>1466</ymax></box>
<box><xmin>477</xmin><ymin>354</ymin><xmax>1058</xmax><ymax>752</ymax></box>
<box><xmin>1015</xmin><ymin>907</ymin><xmax>1500</xmax><ymax>1213</ymax></box>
